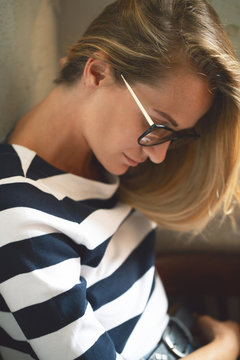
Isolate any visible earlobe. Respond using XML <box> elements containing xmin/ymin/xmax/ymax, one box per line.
<box><xmin>83</xmin><ymin>53</ymin><xmax>112</xmax><ymax>87</ymax></box>
<box><xmin>59</xmin><ymin>57</ymin><xmax>67</xmax><ymax>69</ymax></box>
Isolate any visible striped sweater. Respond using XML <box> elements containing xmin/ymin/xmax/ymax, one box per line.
<box><xmin>0</xmin><ymin>143</ymin><xmax>168</xmax><ymax>360</ymax></box>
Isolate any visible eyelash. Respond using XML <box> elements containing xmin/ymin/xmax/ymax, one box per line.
<box><xmin>139</xmin><ymin>111</ymin><xmax>174</xmax><ymax>130</ymax></box>
<box><xmin>151</xmin><ymin>116</ymin><xmax>173</xmax><ymax>129</ymax></box>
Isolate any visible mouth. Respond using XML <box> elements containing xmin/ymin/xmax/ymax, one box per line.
<box><xmin>123</xmin><ymin>153</ymin><xmax>142</xmax><ymax>167</ymax></box>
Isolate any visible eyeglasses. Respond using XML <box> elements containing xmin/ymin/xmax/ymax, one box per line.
<box><xmin>121</xmin><ymin>74</ymin><xmax>200</xmax><ymax>148</ymax></box>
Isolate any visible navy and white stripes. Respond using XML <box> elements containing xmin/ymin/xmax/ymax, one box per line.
<box><xmin>0</xmin><ymin>144</ymin><xmax>168</xmax><ymax>360</ymax></box>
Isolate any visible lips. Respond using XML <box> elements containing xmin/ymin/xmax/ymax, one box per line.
<box><xmin>124</xmin><ymin>153</ymin><xmax>143</xmax><ymax>167</ymax></box>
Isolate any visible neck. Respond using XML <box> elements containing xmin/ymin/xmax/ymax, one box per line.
<box><xmin>8</xmin><ymin>84</ymin><xmax>103</xmax><ymax>181</ymax></box>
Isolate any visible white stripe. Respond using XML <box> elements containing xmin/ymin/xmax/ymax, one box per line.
<box><xmin>76</xmin><ymin>202</ymin><xmax>131</xmax><ymax>246</ymax></box>
<box><xmin>13</xmin><ymin>144</ymin><xmax>36</xmax><ymax>177</ymax></box>
<box><xmin>94</xmin><ymin>267</ymin><xmax>155</xmax><ymax>330</ymax></box>
<box><xmin>0</xmin><ymin>202</ymin><xmax>130</xmax><ymax>248</ymax></box>
<box><xmin>116</xmin><ymin>354</ymin><xmax>124</xmax><ymax>360</ymax></box>
<box><xmin>81</xmin><ymin>210</ymin><xmax>156</xmax><ymax>287</ymax></box>
<box><xmin>121</xmin><ymin>275</ymin><xmax>168</xmax><ymax>360</ymax></box>
<box><xmin>0</xmin><ymin>258</ymin><xmax>81</xmax><ymax>312</ymax></box>
<box><xmin>30</xmin><ymin>304</ymin><xmax>105</xmax><ymax>360</ymax></box>
<box><xmin>0</xmin><ymin>174</ymin><xmax>119</xmax><ymax>202</ymax></box>
<box><xmin>0</xmin><ymin>311</ymin><xmax>26</xmax><ymax>341</ymax></box>
<box><xmin>0</xmin><ymin>207</ymin><xmax>61</xmax><ymax>246</ymax></box>
<box><xmin>0</xmin><ymin>346</ymin><xmax>34</xmax><ymax>360</ymax></box>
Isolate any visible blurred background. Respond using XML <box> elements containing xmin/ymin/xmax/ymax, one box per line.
<box><xmin>0</xmin><ymin>0</ymin><xmax>239</xmax><ymax>255</ymax></box>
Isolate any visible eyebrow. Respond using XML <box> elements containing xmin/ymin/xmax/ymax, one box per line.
<box><xmin>153</xmin><ymin>109</ymin><xmax>179</xmax><ymax>128</ymax></box>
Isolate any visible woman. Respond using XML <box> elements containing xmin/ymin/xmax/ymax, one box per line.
<box><xmin>0</xmin><ymin>0</ymin><xmax>240</xmax><ymax>359</ymax></box>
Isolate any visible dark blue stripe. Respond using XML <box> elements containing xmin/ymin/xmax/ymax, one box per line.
<box><xmin>0</xmin><ymin>145</ymin><xmax>24</xmax><ymax>179</ymax></box>
<box><xmin>0</xmin><ymin>327</ymin><xmax>38</xmax><ymax>359</ymax></box>
<box><xmin>63</xmin><ymin>195</ymin><xmax>118</xmax><ymax>221</ymax></box>
<box><xmin>0</xmin><ymin>182</ymin><xmax>117</xmax><ymax>223</ymax></box>
<box><xmin>87</xmin><ymin>230</ymin><xmax>156</xmax><ymax>310</ymax></box>
<box><xmin>75</xmin><ymin>332</ymin><xmax>117</xmax><ymax>360</ymax></box>
<box><xmin>79</xmin><ymin>238</ymin><xmax>111</xmax><ymax>267</ymax></box>
<box><xmin>0</xmin><ymin>233</ymin><xmax>79</xmax><ymax>283</ymax></box>
<box><xmin>0</xmin><ymin>183</ymin><xmax>92</xmax><ymax>222</ymax></box>
<box><xmin>26</xmin><ymin>153</ymin><xmax>65</xmax><ymax>180</ymax></box>
<box><xmin>0</xmin><ymin>294</ymin><xmax>10</xmax><ymax>311</ymax></box>
<box><xmin>14</xmin><ymin>281</ymin><xmax>88</xmax><ymax>340</ymax></box>
<box><xmin>71</xmin><ymin>195</ymin><xmax>119</xmax><ymax>212</ymax></box>
<box><xmin>0</xmin><ymin>233</ymin><xmax>111</xmax><ymax>283</ymax></box>
<box><xmin>148</xmin><ymin>271</ymin><xmax>156</xmax><ymax>300</ymax></box>
<box><xmin>108</xmin><ymin>315</ymin><xmax>140</xmax><ymax>353</ymax></box>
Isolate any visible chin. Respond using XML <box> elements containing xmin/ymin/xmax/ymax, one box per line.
<box><xmin>105</xmin><ymin>164</ymin><xmax>129</xmax><ymax>176</ymax></box>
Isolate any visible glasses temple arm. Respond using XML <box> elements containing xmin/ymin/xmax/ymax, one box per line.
<box><xmin>121</xmin><ymin>75</ymin><xmax>154</xmax><ymax>127</ymax></box>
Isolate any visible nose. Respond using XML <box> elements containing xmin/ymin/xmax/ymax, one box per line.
<box><xmin>142</xmin><ymin>141</ymin><xmax>170</xmax><ymax>164</ymax></box>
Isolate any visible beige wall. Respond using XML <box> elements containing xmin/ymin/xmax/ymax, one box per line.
<box><xmin>58</xmin><ymin>0</ymin><xmax>113</xmax><ymax>56</ymax></box>
<box><xmin>0</xmin><ymin>0</ymin><xmax>60</xmax><ymax>140</ymax></box>
<box><xmin>0</xmin><ymin>0</ymin><xmax>239</xmax><ymax>252</ymax></box>
<box><xmin>209</xmin><ymin>0</ymin><xmax>240</xmax><ymax>59</ymax></box>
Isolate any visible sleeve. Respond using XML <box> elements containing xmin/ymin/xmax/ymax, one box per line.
<box><xmin>0</xmin><ymin>201</ymin><xmax>125</xmax><ymax>360</ymax></box>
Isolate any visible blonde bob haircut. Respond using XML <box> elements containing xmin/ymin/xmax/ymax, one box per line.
<box><xmin>56</xmin><ymin>0</ymin><xmax>240</xmax><ymax>233</ymax></box>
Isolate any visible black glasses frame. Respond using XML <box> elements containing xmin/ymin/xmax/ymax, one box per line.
<box><xmin>138</xmin><ymin>123</ymin><xmax>200</xmax><ymax>147</ymax></box>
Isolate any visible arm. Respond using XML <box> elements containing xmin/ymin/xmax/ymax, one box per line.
<box><xmin>0</xmin><ymin>201</ymin><xmax>126</xmax><ymax>360</ymax></box>
<box><xmin>0</xmin><ymin>228</ymin><xmax>123</xmax><ymax>360</ymax></box>
<box><xmin>185</xmin><ymin>315</ymin><xmax>240</xmax><ymax>360</ymax></box>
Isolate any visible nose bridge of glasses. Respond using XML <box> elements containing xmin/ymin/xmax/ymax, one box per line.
<box><xmin>121</xmin><ymin>75</ymin><xmax>154</xmax><ymax>127</ymax></box>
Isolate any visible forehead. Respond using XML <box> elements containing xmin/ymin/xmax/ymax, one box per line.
<box><xmin>134</xmin><ymin>68</ymin><xmax>214</xmax><ymax>129</ymax></box>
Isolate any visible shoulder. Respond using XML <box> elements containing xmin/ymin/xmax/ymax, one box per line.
<box><xmin>0</xmin><ymin>143</ymin><xmax>25</xmax><ymax>179</ymax></box>
<box><xmin>0</xmin><ymin>143</ymin><xmax>128</xmax><ymax>246</ymax></box>
<box><xmin>0</xmin><ymin>143</ymin><xmax>59</xmax><ymax>212</ymax></box>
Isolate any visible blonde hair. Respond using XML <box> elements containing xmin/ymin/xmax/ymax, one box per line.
<box><xmin>56</xmin><ymin>0</ymin><xmax>240</xmax><ymax>232</ymax></box>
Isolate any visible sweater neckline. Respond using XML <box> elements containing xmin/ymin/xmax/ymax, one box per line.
<box><xmin>4</xmin><ymin>143</ymin><xmax>120</xmax><ymax>200</ymax></box>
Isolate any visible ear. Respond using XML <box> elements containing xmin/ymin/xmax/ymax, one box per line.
<box><xmin>59</xmin><ymin>56</ymin><xmax>67</xmax><ymax>69</ymax></box>
<box><xmin>83</xmin><ymin>52</ymin><xmax>113</xmax><ymax>88</ymax></box>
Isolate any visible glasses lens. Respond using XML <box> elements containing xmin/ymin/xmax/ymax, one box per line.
<box><xmin>139</xmin><ymin>127</ymin><xmax>173</xmax><ymax>146</ymax></box>
<box><xmin>139</xmin><ymin>127</ymin><xmax>200</xmax><ymax>148</ymax></box>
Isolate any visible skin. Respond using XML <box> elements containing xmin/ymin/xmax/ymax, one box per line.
<box><xmin>9</xmin><ymin>57</ymin><xmax>213</xmax><ymax>179</ymax></box>
<box><xmin>8</xmin><ymin>57</ymin><xmax>240</xmax><ymax>358</ymax></box>
<box><xmin>185</xmin><ymin>316</ymin><xmax>240</xmax><ymax>360</ymax></box>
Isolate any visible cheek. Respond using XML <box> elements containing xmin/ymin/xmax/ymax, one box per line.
<box><xmin>94</xmin><ymin>93</ymin><xmax>144</xmax><ymax>149</ymax></box>
<box><xmin>121</xmin><ymin>112</ymin><xmax>147</xmax><ymax>142</ymax></box>
<box><xmin>109</xmin><ymin>115</ymin><xmax>141</xmax><ymax>148</ymax></box>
